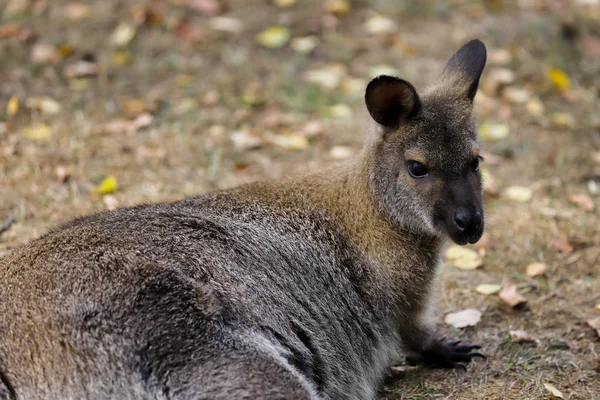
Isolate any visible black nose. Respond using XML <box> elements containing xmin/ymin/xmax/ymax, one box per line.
<box><xmin>453</xmin><ymin>209</ymin><xmax>482</xmax><ymax>234</ymax></box>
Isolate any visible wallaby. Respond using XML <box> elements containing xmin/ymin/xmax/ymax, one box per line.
<box><xmin>0</xmin><ymin>39</ymin><xmax>487</xmax><ymax>400</ymax></box>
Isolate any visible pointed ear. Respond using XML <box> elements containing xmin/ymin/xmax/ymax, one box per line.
<box><xmin>365</xmin><ymin>75</ymin><xmax>421</xmax><ymax>127</ymax></box>
<box><xmin>442</xmin><ymin>39</ymin><xmax>487</xmax><ymax>102</ymax></box>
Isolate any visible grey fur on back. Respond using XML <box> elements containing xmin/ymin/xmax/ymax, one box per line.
<box><xmin>0</xmin><ymin>40</ymin><xmax>487</xmax><ymax>400</ymax></box>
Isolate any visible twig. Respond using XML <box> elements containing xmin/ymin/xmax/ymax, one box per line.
<box><xmin>0</xmin><ymin>216</ymin><xmax>15</xmax><ymax>236</ymax></box>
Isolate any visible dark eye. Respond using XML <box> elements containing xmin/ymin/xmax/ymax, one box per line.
<box><xmin>472</xmin><ymin>155</ymin><xmax>483</xmax><ymax>172</ymax></box>
<box><xmin>407</xmin><ymin>161</ymin><xmax>429</xmax><ymax>178</ymax></box>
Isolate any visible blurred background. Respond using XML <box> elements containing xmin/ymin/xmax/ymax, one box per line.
<box><xmin>0</xmin><ymin>0</ymin><xmax>599</xmax><ymax>398</ymax></box>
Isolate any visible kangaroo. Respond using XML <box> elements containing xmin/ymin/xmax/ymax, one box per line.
<box><xmin>0</xmin><ymin>39</ymin><xmax>487</xmax><ymax>400</ymax></box>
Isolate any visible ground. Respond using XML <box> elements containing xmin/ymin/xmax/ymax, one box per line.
<box><xmin>0</xmin><ymin>0</ymin><xmax>599</xmax><ymax>399</ymax></box>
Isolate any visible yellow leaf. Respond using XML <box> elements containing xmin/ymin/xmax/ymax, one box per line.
<box><xmin>505</xmin><ymin>186</ymin><xmax>532</xmax><ymax>203</ymax></box>
<box><xmin>111</xmin><ymin>23</ymin><xmax>136</xmax><ymax>47</ymax></box>
<box><xmin>93</xmin><ymin>176</ymin><xmax>119</xmax><ymax>195</ymax></box>
<box><xmin>480</xmin><ymin>122</ymin><xmax>509</xmax><ymax>141</ymax></box>
<box><xmin>543</xmin><ymin>383</ymin><xmax>564</xmax><ymax>399</ymax></box>
<box><xmin>112</xmin><ymin>50</ymin><xmax>132</xmax><ymax>66</ymax></box>
<box><xmin>445</xmin><ymin>245</ymin><xmax>483</xmax><ymax>270</ymax></box>
<box><xmin>7</xmin><ymin>95</ymin><xmax>19</xmax><ymax>116</ymax></box>
<box><xmin>476</xmin><ymin>284</ymin><xmax>502</xmax><ymax>295</ymax></box>
<box><xmin>256</xmin><ymin>26</ymin><xmax>290</xmax><ymax>49</ymax></box>
<box><xmin>547</xmin><ymin>68</ymin><xmax>570</xmax><ymax>90</ymax></box>
<box><xmin>23</xmin><ymin>123</ymin><xmax>51</xmax><ymax>140</ymax></box>
<box><xmin>525</xmin><ymin>262</ymin><xmax>547</xmax><ymax>278</ymax></box>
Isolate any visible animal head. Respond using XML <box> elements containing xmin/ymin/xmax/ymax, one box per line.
<box><xmin>365</xmin><ymin>39</ymin><xmax>486</xmax><ymax>245</ymax></box>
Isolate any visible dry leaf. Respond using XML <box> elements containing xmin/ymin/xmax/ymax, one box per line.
<box><xmin>499</xmin><ymin>283</ymin><xmax>527</xmax><ymax>308</ymax></box>
<box><xmin>568</xmin><ymin>194</ymin><xmax>594</xmax><ymax>211</ymax></box>
<box><xmin>364</xmin><ymin>15</ymin><xmax>396</xmax><ymax>35</ymax></box>
<box><xmin>23</xmin><ymin>123</ymin><xmax>51</xmax><ymax>140</ymax></box>
<box><xmin>64</xmin><ymin>59</ymin><xmax>98</xmax><ymax>78</ymax></box>
<box><xmin>26</xmin><ymin>97</ymin><xmax>61</xmax><ymax>115</ymax></box>
<box><xmin>174</xmin><ymin>21</ymin><xmax>205</xmax><ymax>45</ymax></box>
<box><xmin>329</xmin><ymin>146</ymin><xmax>354</xmax><ymax>160</ymax></box>
<box><xmin>231</xmin><ymin>129</ymin><xmax>263</xmax><ymax>150</ymax></box>
<box><xmin>111</xmin><ymin>24</ymin><xmax>136</xmax><ymax>47</ymax></box>
<box><xmin>587</xmin><ymin>317</ymin><xmax>600</xmax><ymax>337</ymax></box>
<box><xmin>93</xmin><ymin>176</ymin><xmax>118</xmax><ymax>195</ymax></box>
<box><xmin>112</xmin><ymin>50</ymin><xmax>133</xmax><ymax>66</ymax></box>
<box><xmin>543</xmin><ymin>383</ymin><xmax>564</xmax><ymax>399</ymax></box>
<box><xmin>480</xmin><ymin>122</ymin><xmax>509</xmax><ymax>141</ymax></box>
<box><xmin>488</xmin><ymin>48</ymin><xmax>512</xmax><ymax>65</ymax></box>
<box><xmin>505</xmin><ymin>186</ymin><xmax>533</xmax><ymax>203</ymax></box>
<box><xmin>595</xmin><ymin>304</ymin><xmax>600</xmax><ymax>312</ymax></box>
<box><xmin>241</xmin><ymin>82</ymin><xmax>268</xmax><ymax>107</ymax></box>
<box><xmin>444</xmin><ymin>309</ymin><xmax>482</xmax><ymax>328</ymax></box>
<box><xmin>551</xmin><ymin>112</ymin><xmax>576</xmax><ymax>128</ymax></box>
<box><xmin>304</xmin><ymin>64</ymin><xmax>347</xmax><ymax>90</ymax></box>
<box><xmin>102</xmin><ymin>194</ymin><xmax>119</xmax><ymax>210</ymax></box>
<box><xmin>445</xmin><ymin>245</ymin><xmax>483</xmax><ymax>270</ymax></box>
<box><xmin>502</xmin><ymin>87</ymin><xmax>530</xmax><ymax>104</ymax></box>
<box><xmin>6</xmin><ymin>95</ymin><xmax>19</xmax><ymax>116</ymax></box>
<box><xmin>274</xmin><ymin>0</ymin><xmax>297</xmax><ymax>7</ymax></box>
<box><xmin>481</xmin><ymin>68</ymin><xmax>516</xmax><ymax>95</ymax></box>
<box><xmin>291</xmin><ymin>36</ymin><xmax>320</xmax><ymax>53</ymax></box>
<box><xmin>31</xmin><ymin>43</ymin><xmax>58</xmax><ymax>64</ymax></box>
<box><xmin>188</xmin><ymin>0</ymin><xmax>224</xmax><ymax>15</ymax></box>
<box><xmin>209</xmin><ymin>17</ymin><xmax>244</xmax><ymax>33</ymax></box>
<box><xmin>525</xmin><ymin>97</ymin><xmax>545</xmax><ymax>117</ymax></box>
<box><xmin>256</xmin><ymin>26</ymin><xmax>290</xmax><ymax>49</ymax></box>
<box><xmin>547</xmin><ymin>68</ymin><xmax>570</xmax><ymax>91</ymax></box>
<box><xmin>324</xmin><ymin>0</ymin><xmax>350</xmax><ymax>16</ymax></box>
<box><xmin>509</xmin><ymin>329</ymin><xmax>538</xmax><ymax>343</ymax></box>
<box><xmin>476</xmin><ymin>283</ymin><xmax>502</xmax><ymax>295</ymax></box>
<box><xmin>55</xmin><ymin>166</ymin><xmax>71</xmax><ymax>183</ymax></box>
<box><xmin>64</xmin><ymin>2</ymin><xmax>91</xmax><ymax>20</ymax></box>
<box><xmin>324</xmin><ymin>104</ymin><xmax>352</xmax><ymax>119</ymax></box>
<box><xmin>551</xmin><ymin>239</ymin><xmax>574</xmax><ymax>253</ymax></box>
<box><xmin>526</xmin><ymin>262</ymin><xmax>547</xmax><ymax>278</ymax></box>
<box><xmin>270</xmin><ymin>133</ymin><xmax>309</xmax><ymax>151</ymax></box>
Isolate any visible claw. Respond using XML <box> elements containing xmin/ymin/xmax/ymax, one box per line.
<box><xmin>453</xmin><ymin>362</ymin><xmax>468</xmax><ymax>371</ymax></box>
<box><xmin>447</xmin><ymin>340</ymin><xmax>462</xmax><ymax>346</ymax></box>
<box><xmin>470</xmin><ymin>352</ymin><xmax>486</xmax><ymax>360</ymax></box>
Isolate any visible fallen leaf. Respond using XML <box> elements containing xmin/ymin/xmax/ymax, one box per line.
<box><xmin>543</xmin><ymin>383</ymin><xmax>564</xmax><ymax>399</ymax></box>
<box><xmin>102</xmin><ymin>194</ymin><xmax>119</xmax><ymax>210</ymax></box>
<box><xmin>481</xmin><ymin>168</ymin><xmax>499</xmax><ymax>197</ymax></box>
<box><xmin>502</xmin><ymin>87</ymin><xmax>530</xmax><ymax>104</ymax></box>
<box><xmin>69</xmin><ymin>79</ymin><xmax>90</xmax><ymax>91</ymax></box>
<box><xmin>480</xmin><ymin>122</ymin><xmax>509</xmax><ymax>141</ymax></box>
<box><xmin>505</xmin><ymin>186</ymin><xmax>533</xmax><ymax>203</ymax></box>
<box><xmin>104</xmin><ymin>113</ymin><xmax>153</xmax><ymax>134</ymax></box>
<box><xmin>231</xmin><ymin>129</ymin><xmax>263</xmax><ymax>150</ymax></box>
<box><xmin>329</xmin><ymin>145</ymin><xmax>354</xmax><ymax>160</ymax></box>
<box><xmin>209</xmin><ymin>17</ymin><xmax>244</xmax><ymax>33</ymax></box>
<box><xmin>59</xmin><ymin>44</ymin><xmax>75</xmax><ymax>58</ymax></box>
<box><xmin>595</xmin><ymin>304</ymin><xmax>600</xmax><ymax>312</ymax></box>
<box><xmin>6</xmin><ymin>95</ymin><xmax>19</xmax><ymax>116</ymax></box>
<box><xmin>509</xmin><ymin>329</ymin><xmax>538</xmax><ymax>343</ymax></box>
<box><xmin>270</xmin><ymin>133</ymin><xmax>308</xmax><ymax>151</ymax></box>
<box><xmin>241</xmin><ymin>82</ymin><xmax>268</xmax><ymax>107</ymax></box>
<box><xmin>445</xmin><ymin>245</ymin><xmax>483</xmax><ymax>270</ymax></box>
<box><xmin>550</xmin><ymin>112</ymin><xmax>576</xmax><ymax>128</ymax></box>
<box><xmin>488</xmin><ymin>48</ymin><xmax>512</xmax><ymax>65</ymax></box>
<box><xmin>111</xmin><ymin>23</ymin><xmax>136</xmax><ymax>47</ymax></box>
<box><xmin>174</xmin><ymin>21</ymin><xmax>205</xmax><ymax>45</ymax></box>
<box><xmin>23</xmin><ymin>123</ymin><xmax>51</xmax><ymax>140</ymax></box>
<box><xmin>324</xmin><ymin>104</ymin><xmax>352</xmax><ymax>119</ymax></box>
<box><xmin>55</xmin><ymin>166</ymin><xmax>71</xmax><ymax>183</ymax></box>
<box><xmin>188</xmin><ymin>0</ymin><xmax>224</xmax><ymax>15</ymax></box>
<box><xmin>551</xmin><ymin>239</ymin><xmax>574</xmax><ymax>253</ymax></box>
<box><xmin>364</xmin><ymin>15</ymin><xmax>396</xmax><ymax>35</ymax></box>
<box><xmin>122</xmin><ymin>99</ymin><xmax>149</xmax><ymax>118</ymax></box>
<box><xmin>31</xmin><ymin>43</ymin><xmax>58</xmax><ymax>64</ymax></box>
<box><xmin>256</xmin><ymin>26</ymin><xmax>290</xmax><ymax>49</ymax></box>
<box><xmin>525</xmin><ymin>97</ymin><xmax>545</xmax><ymax>117</ymax></box>
<box><xmin>568</xmin><ymin>194</ymin><xmax>594</xmax><ymax>211</ymax></box>
<box><xmin>93</xmin><ymin>176</ymin><xmax>118</xmax><ymax>195</ymax></box>
<box><xmin>64</xmin><ymin>59</ymin><xmax>98</xmax><ymax>78</ymax></box>
<box><xmin>525</xmin><ymin>262</ymin><xmax>547</xmax><ymax>278</ymax></box>
<box><xmin>476</xmin><ymin>283</ymin><xmax>502</xmax><ymax>295</ymax></box>
<box><xmin>547</xmin><ymin>67</ymin><xmax>570</xmax><ymax>90</ymax></box>
<box><xmin>291</xmin><ymin>36</ymin><xmax>320</xmax><ymax>53</ymax></box>
<box><xmin>587</xmin><ymin>317</ymin><xmax>600</xmax><ymax>337</ymax></box>
<box><xmin>304</xmin><ymin>64</ymin><xmax>347</xmax><ymax>90</ymax></box>
<box><xmin>324</xmin><ymin>0</ymin><xmax>351</xmax><ymax>16</ymax></box>
<box><xmin>64</xmin><ymin>2</ymin><xmax>91</xmax><ymax>20</ymax></box>
<box><xmin>499</xmin><ymin>283</ymin><xmax>527</xmax><ymax>308</ymax></box>
<box><xmin>26</xmin><ymin>97</ymin><xmax>61</xmax><ymax>115</ymax></box>
<box><xmin>112</xmin><ymin>50</ymin><xmax>133</xmax><ymax>66</ymax></box>
<box><xmin>301</xmin><ymin>121</ymin><xmax>323</xmax><ymax>137</ymax></box>
<box><xmin>482</xmin><ymin>68</ymin><xmax>516</xmax><ymax>95</ymax></box>
<box><xmin>274</xmin><ymin>0</ymin><xmax>297</xmax><ymax>7</ymax></box>
<box><xmin>444</xmin><ymin>309</ymin><xmax>482</xmax><ymax>328</ymax></box>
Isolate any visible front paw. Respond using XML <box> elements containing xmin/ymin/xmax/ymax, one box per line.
<box><xmin>406</xmin><ymin>337</ymin><xmax>485</xmax><ymax>370</ymax></box>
